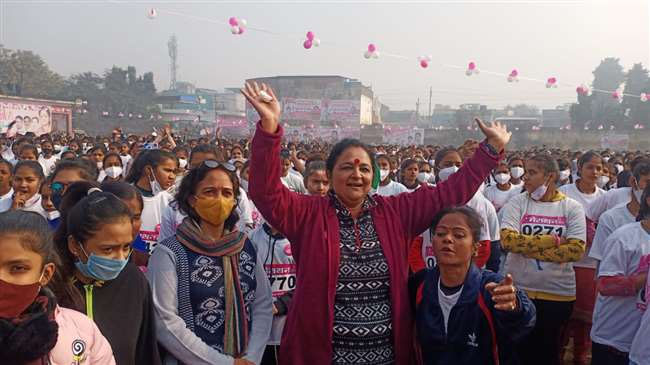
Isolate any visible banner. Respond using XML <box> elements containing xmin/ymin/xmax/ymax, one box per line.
<box><xmin>0</xmin><ymin>102</ymin><xmax>53</xmax><ymax>136</ymax></box>
<box><xmin>601</xmin><ymin>134</ymin><xmax>629</xmax><ymax>150</ymax></box>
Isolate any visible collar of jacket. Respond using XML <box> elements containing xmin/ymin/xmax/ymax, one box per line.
<box><xmin>428</xmin><ymin>264</ymin><xmax>482</xmax><ymax>305</ymax></box>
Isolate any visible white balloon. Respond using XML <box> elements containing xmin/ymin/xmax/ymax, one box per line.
<box><xmin>372</xmin><ymin>51</ymin><xmax>380</xmax><ymax>59</ymax></box>
<box><xmin>147</xmin><ymin>8</ymin><xmax>157</xmax><ymax>19</ymax></box>
<box><xmin>426</xmin><ymin>55</ymin><xmax>433</xmax><ymax>62</ymax></box>
<box><xmin>313</xmin><ymin>39</ymin><xmax>321</xmax><ymax>47</ymax></box>
<box><xmin>231</xmin><ymin>26</ymin><xmax>240</xmax><ymax>34</ymax></box>
<box><xmin>364</xmin><ymin>51</ymin><xmax>372</xmax><ymax>59</ymax></box>
<box><xmin>240</xmin><ymin>19</ymin><xmax>247</xmax><ymax>26</ymax></box>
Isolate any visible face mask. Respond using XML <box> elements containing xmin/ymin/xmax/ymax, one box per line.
<box><xmin>379</xmin><ymin>169</ymin><xmax>390</xmax><ymax>181</ymax></box>
<box><xmin>559</xmin><ymin>169</ymin><xmax>571</xmax><ymax>181</ymax></box>
<box><xmin>81</xmin><ymin>143</ymin><xmax>87</xmax><ymax>150</ymax></box>
<box><xmin>104</xmin><ymin>166</ymin><xmax>123</xmax><ymax>179</ymax></box>
<box><xmin>603</xmin><ymin>157</ymin><xmax>610</xmax><ymax>163</ymax></box>
<box><xmin>438</xmin><ymin>166</ymin><xmax>459</xmax><ymax>182</ymax></box>
<box><xmin>495</xmin><ymin>173</ymin><xmax>511</xmax><ymax>185</ymax></box>
<box><xmin>596</xmin><ymin>175</ymin><xmax>610</xmax><ymax>188</ymax></box>
<box><xmin>635</xmin><ymin>187</ymin><xmax>643</xmax><ymax>203</ymax></box>
<box><xmin>178</xmin><ymin>158</ymin><xmax>188</xmax><ymax>169</ymax></box>
<box><xmin>417</xmin><ymin>172</ymin><xmax>431</xmax><ymax>183</ymax></box>
<box><xmin>104</xmin><ymin>143</ymin><xmax>109</xmax><ymax>148</ymax></box>
<box><xmin>96</xmin><ymin>162</ymin><xmax>103</xmax><ymax>170</ymax></box>
<box><xmin>148</xmin><ymin>167</ymin><xmax>164</xmax><ymax>195</ymax></box>
<box><xmin>46</xmin><ymin>210</ymin><xmax>60</xmax><ymax>221</ymax></box>
<box><xmin>530</xmin><ymin>179</ymin><xmax>549</xmax><ymax>201</ymax></box>
<box><xmin>193</xmin><ymin>195</ymin><xmax>235</xmax><ymax>226</ymax></box>
<box><xmin>615</xmin><ymin>164</ymin><xmax>624</xmax><ymax>174</ymax></box>
<box><xmin>75</xmin><ymin>244</ymin><xmax>129</xmax><ymax>281</ymax></box>
<box><xmin>53</xmin><ymin>144</ymin><xmax>61</xmax><ymax>151</ymax></box>
<box><xmin>36</xmin><ymin>147</ymin><xmax>42</xmax><ymax>154</ymax></box>
<box><xmin>0</xmin><ymin>277</ymin><xmax>42</xmax><ymax>318</ymax></box>
<box><xmin>240</xmin><ymin>179</ymin><xmax>249</xmax><ymax>192</ymax></box>
<box><xmin>429</xmin><ymin>159</ymin><xmax>435</xmax><ymax>167</ymax></box>
<box><xmin>510</xmin><ymin>167</ymin><xmax>525</xmax><ymax>179</ymax></box>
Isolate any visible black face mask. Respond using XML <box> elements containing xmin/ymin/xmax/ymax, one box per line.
<box><xmin>42</xmin><ymin>149</ymin><xmax>52</xmax><ymax>155</ymax></box>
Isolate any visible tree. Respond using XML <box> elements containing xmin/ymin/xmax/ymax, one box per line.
<box><xmin>591</xmin><ymin>57</ymin><xmax>625</xmax><ymax>127</ymax></box>
<box><xmin>622</xmin><ymin>63</ymin><xmax>650</xmax><ymax>128</ymax></box>
<box><xmin>0</xmin><ymin>45</ymin><xmax>64</xmax><ymax>98</ymax></box>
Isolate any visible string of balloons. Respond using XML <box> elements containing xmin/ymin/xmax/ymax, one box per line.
<box><xmin>145</xmin><ymin>7</ymin><xmax>648</xmax><ymax>103</ymax></box>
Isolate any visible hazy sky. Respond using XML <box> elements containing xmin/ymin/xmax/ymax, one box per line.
<box><xmin>2</xmin><ymin>0</ymin><xmax>649</xmax><ymax>111</ymax></box>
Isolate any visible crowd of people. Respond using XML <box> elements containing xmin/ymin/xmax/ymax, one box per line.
<box><xmin>0</xmin><ymin>82</ymin><xmax>649</xmax><ymax>365</ymax></box>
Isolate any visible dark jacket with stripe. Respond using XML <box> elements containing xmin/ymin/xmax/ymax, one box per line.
<box><xmin>410</xmin><ymin>265</ymin><xmax>536</xmax><ymax>365</ymax></box>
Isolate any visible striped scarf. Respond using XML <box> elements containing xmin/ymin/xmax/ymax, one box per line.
<box><xmin>176</xmin><ymin>218</ymin><xmax>249</xmax><ymax>357</ymax></box>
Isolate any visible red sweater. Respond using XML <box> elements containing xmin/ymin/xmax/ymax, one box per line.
<box><xmin>248</xmin><ymin>123</ymin><xmax>501</xmax><ymax>365</ymax></box>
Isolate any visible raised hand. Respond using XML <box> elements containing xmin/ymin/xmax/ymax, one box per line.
<box><xmin>484</xmin><ymin>274</ymin><xmax>519</xmax><ymax>311</ymax></box>
<box><xmin>475</xmin><ymin>118</ymin><xmax>511</xmax><ymax>152</ymax></box>
<box><xmin>241</xmin><ymin>82</ymin><xmax>281</xmax><ymax>134</ymax></box>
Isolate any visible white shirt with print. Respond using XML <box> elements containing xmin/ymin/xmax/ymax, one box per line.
<box><xmin>589</xmin><ymin>203</ymin><xmax>636</xmax><ymax>264</ymax></box>
<box><xmin>591</xmin><ymin>222</ymin><xmax>650</xmax><ymax>353</ymax></box>
<box><xmin>500</xmin><ymin>193</ymin><xmax>586</xmax><ymax>297</ymax></box>
<box><xmin>375</xmin><ymin>180</ymin><xmax>408</xmax><ymax>197</ymax></box>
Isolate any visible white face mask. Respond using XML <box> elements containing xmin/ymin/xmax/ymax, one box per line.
<box><xmin>148</xmin><ymin>167</ymin><xmax>164</xmax><ymax>195</ymax></box>
<box><xmin>96</xmin><ymin>162</ymin><xmax>103</xmax><ymax>170</ymax></box>
<box><xmin>634</xmin><ymin>186</ymin><xmax>644</xmax><ymax>203</ymax></box>
<box><xmin>428</xmin><ymin>159</ymin><xmax>435</xmax><ymax>167</ymax></box>
<box><xmin>178</xmin><ymin>158</ymin><xmax>188</xmax><ymax>169</ymax></box>
<box><xmin>47</xmin><ymin>210</ymin><xmax>60</xmax><ymax>221</ymax></box>
<box><xmin>417</xmin><ymin>172</ymin><xmax>432</xmax><ymax>183</ymax></box>
<box><xmin>596</xmin><ymin>175</ymin><xmax>610</xmax><ymax>188</ymax></box>
<box><xmin>530</xmin><ymin>180</ymin><xmax>549</xmax><ymax>201</ymax></box>
<box><xmin>510</xmin><ymin>167</ymin><xmax>525</xmax><ymax>179</ymax></box>
<box><xmin>559</xmin><ymin>169</ymin><xmax>571</xmax><ymax>181</ymax></box>
<box><xmin>379</xmin><ymin>169</ymin><xmax>390</xmax><ymax>181</ymax></box>
<box><xmin>105</xmin><ymin>166</ymin><xmax>123</xmax><ymax>179</ymax></box>
<box><xmin>438</xmin><ymin>166</ymin><xmax>459</xmax><ymax>182</ymax></box>
<box><xmin>603</xmin><ymin>157</ymin><xmax>610</xmax><ymax>163</ymax></box>
<box><xmin>495</xmin><ymin>173</ymin><xmax>511</xmax><ymax>185</ymax></box>
<box><xmin>54</xmin><ymin>144</ymin><xmax>61</xmax><ymax>151</ymax></box>
<box><xmin>615</xmin><ymin>164</ymin><xmax>624</xmax><ymax>174</ymax></box>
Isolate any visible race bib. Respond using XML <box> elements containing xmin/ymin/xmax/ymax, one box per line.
<box><xmin>265</xmin><ymin>263</ymin><xmax>296</xmax><ymax>296</ymax></box>
<box><xmin>520</xmin><ymin>214</ymin><xmax>566</xmax><ymax>270</ymax></box>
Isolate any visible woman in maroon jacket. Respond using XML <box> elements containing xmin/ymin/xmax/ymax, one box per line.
<box><xmin>242</xmin><ymin>82</ymin><xmax>511</xmax><ymax>365</ymax></box>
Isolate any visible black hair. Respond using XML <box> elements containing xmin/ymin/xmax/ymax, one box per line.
<box><xmin>100</xmin><ymin>181</ymin><xmax>143</xmax><ymax>212</ymax></box>
<box><xmin>0</xmin><ymin>158</ymin><xmax>13</xmax><ymax>173</ymax></box>
<box><xmin>0</xmin><ymin>210</ymin><xmax>58</xmax><ymax>267</ymax></box>
<box><xmin>431</xmin><ymin>206</ymin><xmax>483</xmax><ymax>243</ymax></box>
<box><xmin>50</xmin><ymin>159</ymin><xmax>97</xmax><ymax>181</ymax></box>
<box><xmin>375</xmin><ymin>154</ymin><xmax>390</xmax><ymax>165</ymax></box>
<box><xmin>633</xmin><ymin>163</ymin><xmax>650</xmax><ymax>183</ymax></box>
<box><xmin>60</xmin><ymin>151</ymin><xmax>77</xmax><ymax>160</ymax></box>
<box><xmin>528</xmin><ymin>154</ymin><xmax>560</xmax><ymax>182</ymax></box>
<box><xmin>14</xmin><ymin>160</ymin><xmax>45</xmax><ymax>181</ymax></box>
<box><xmin>173</xmin><ymin>145</ymin><xmax>190</xmax><ymax>156</ymax></box>
<box><xmin>190</xmin><ymin>144</ymin><xmax>223</xmax><ymax>164</ymax></box>
<box><xmin>103</xmin><ymin>152</ymin><xmax>123</xmax><ymax>168</ymax></box>
<box><xmin>303</xmin><ymin>160</ymin><xmax>327</xmax><ymax>186</ymax></box>
<box><xmin>52</xmin><ymin>181</ymin><xmax>132</xmax><ymax>309</ymax></box>
<box><xmin>175</xmin><ymin>164</ymin><xmax>240</xmax><ymax>231</ymax></box>
<box><xmin>637</xmin><ymin>184</ymin><xmax>650</xmax><ymax>221</ymax></box>
<box><xmin>88</xmin><ymin>145</ymin><xmax>107</xmax><ymax>155</ymax></box>
<box><xmin>576</xmin><ymin>151</ymin><xmax>603</xmax><ymax>177</ymax></box>
<box><xmin>125</xmin><ymin>149</ymin><xmax>178</xmax><ymax>183</ymax></box>
<box><xmin>19</xmin><ymin>144</ymin><xmax>39</xmax><ymax>158</ymax></box>
<box><xmin>326</xmin><ymin>139</ymin><xmax>376</xmax><ymax>175</ymax></box>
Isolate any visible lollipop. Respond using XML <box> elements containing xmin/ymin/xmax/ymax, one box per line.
<box><xmin>507</xmin><ymin>69</ymin><xmax>519</xmax><ymax>82</ymax></box>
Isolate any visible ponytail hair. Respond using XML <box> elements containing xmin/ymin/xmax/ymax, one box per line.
<box><xmin>637</xmin><ymin>184</ymin><xmax>650</xmax><ymax>222</ymax></box>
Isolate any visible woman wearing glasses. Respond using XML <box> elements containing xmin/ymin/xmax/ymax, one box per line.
<box><xmin>47</xmin><ymin>159</ymin><xmax>98</xmax><ymax>230</ymax></box>
<box><xmin>147</xmin><ymin>159</ymin><xmax>273</xmax><ymax>365</ymax></box>
<box><xmin>51</xmin><ymin>181</ymin><xmax>161</xmax><ymax>365</ymax></box>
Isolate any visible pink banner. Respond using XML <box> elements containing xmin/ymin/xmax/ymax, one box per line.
<box><xmin>1</xmin><ymin>102</ymin><xmax>54</xmax><ymax>136</ymax></box>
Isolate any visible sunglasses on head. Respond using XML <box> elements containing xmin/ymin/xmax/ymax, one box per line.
<box><xmin>202</xmin><ymin>160</ymin><xmax>236</xmax><ymax>172</ymax></box>
<box><xmin>50</xmin><ymin>182</ymin><xmax>66</xmax><ymax>193</ymax></box>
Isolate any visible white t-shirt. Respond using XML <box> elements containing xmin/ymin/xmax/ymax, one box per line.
<box><xmin>559</xmin><ymin>183</ymin><xmax>605</xmax><ymax>269</ymax></box>
<box><xmin>630</xmin><ymin>266</ymin><xmax>650</xmax><ymax>363</ymax></box>
<box><xmin>375</xmin><ymin>180</ymin><xmax>408</xmax><ymax>197</ymax></box>
<box><xmin>438</xmin><ymin>279</ymin><xmax>463</xmax><ymax>334</ymax></box>
<box><xmin>483</xmin><ymin>184</ymin><xmax>521</xmax><ymax>212</ymax></box>
<box><xmin>591</xmin><ymin>222</ymin><xmax>650</xmax><ymax>352</ymax></box>
<box><xmin>0</xmin><ymin>188</ymin><xmax>13</xmax><ymax>213</ymax></box>
<box><xmin>500</xmin><ymin>193</ymin><xmax>586</xmax><ymax>297</ymax></box>
<box><xmin>281</xmin><ymin>172</ymin><xmax>306</xmax><ymax>194</ymax></box>
<box><xmin>139</xmin><ymin>191</ymin><xmax>174</xmax><ymax>254</ymax></box>
<box><xmin>38</xmin><ymin>155</ymin><xmax>58</xmax><ymax>176</ymax></box>
<box><xmin>586</xmin><ymin>187</ymin><xmax>632</xmax><ymax>222</ymax></box>
<box><xmin>589</xmin><ymin>203</ymin><xmax>636</xmax><ymax>263</ymax></box>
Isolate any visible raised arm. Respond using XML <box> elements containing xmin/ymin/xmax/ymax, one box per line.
<box><xmin>388</xmin><ymin>118</ymin><xmax>509</xmax><ymax>239</ymax></box>
<box><xmin>243</xmin><ymin>83</ymin><xmax>315</xmax><ymax>241</ymax></box>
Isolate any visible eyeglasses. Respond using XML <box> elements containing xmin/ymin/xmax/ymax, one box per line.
<box><xmin>202</xmin><ymin>160</ymin><xmax>236</xmax><ymax>172</ymax></box>
<box><xmin>50</xmin><ymin>181</ymin><xmax>67</xmax><ymax>194</ymax></box>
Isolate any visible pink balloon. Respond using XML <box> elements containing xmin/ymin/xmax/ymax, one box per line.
<box><xmin>468</xmin><ymin>62</ymin><xmax>476</xmax><ymax>70</ymax></box>
<box><xmin>368</xmin><ymin>43</ymin><xmax>376</xmax><ymax>53</ymax></box>
<box><xmin>420</xmin><ymin>60</ymin><xmax>428</xmax><ymax>68</ymax></box>
<box><xmin>547</xmin><ymin>77</ymin><xmax>556</xmax><ymax>84</ymax></box>
<box><xmin>510</xmin><ymin>69</ymin><xmax>518</xmax><ymax>77</ymax></box>
<box><xmin>229</xmin><ymin>17</ymin><xmax>238</xmax><ymax>26</ymax></box>
<box><xmin>238</xmin><ymin>27</ymin><xmax>245</xmax><ymax>34</ymax></box>
<box><xmin>306</xmin><ymin>31</ymin><xmax>315</xmax><ymax>41</ymax></box>
<box><xmin>303</xmin><ymin>39</ymin><xmax>313</xmax><ymax>49</ymax></box>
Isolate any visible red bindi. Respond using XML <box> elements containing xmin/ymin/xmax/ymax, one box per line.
<box><xmin>354</xmin><ymin>158</ymin><xmax>360</xmax><ymax>165</ymax></box>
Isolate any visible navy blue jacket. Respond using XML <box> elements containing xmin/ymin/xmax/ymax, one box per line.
<box><xmin>410</xmin><ymin>265</ymin><xmax>536</xmax><ymax>365</ymax></box>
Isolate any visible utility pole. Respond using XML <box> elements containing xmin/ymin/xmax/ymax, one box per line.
<box><xmin>415</xmin><ymin>98</ymin><xmax>420</xmax><ymax>123</ymax></box>
<box><xmin>428</xmin><ymin>86</ymin><xmax>432</xmax><ymax>119</ymax></box>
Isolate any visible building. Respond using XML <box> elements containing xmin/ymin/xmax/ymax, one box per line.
<box><xmin>0</xmin><ymin>95</ymin><xmax>74</xmax><ymax>135</ymax></box>
<box><xmin>542</xmin><ymin>108</ymin><xmax>571</xmax><ymax>128</ymax></box>
<box><xmin>245</xmin><ymin>75</ymin><xmax>374</xmax><ymax>127</ymax></box>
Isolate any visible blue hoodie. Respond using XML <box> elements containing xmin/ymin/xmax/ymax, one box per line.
<box><xmin>410</xmin><ymin>265</ymin><xmax>536</xmax><ymax>365</ymax></box>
